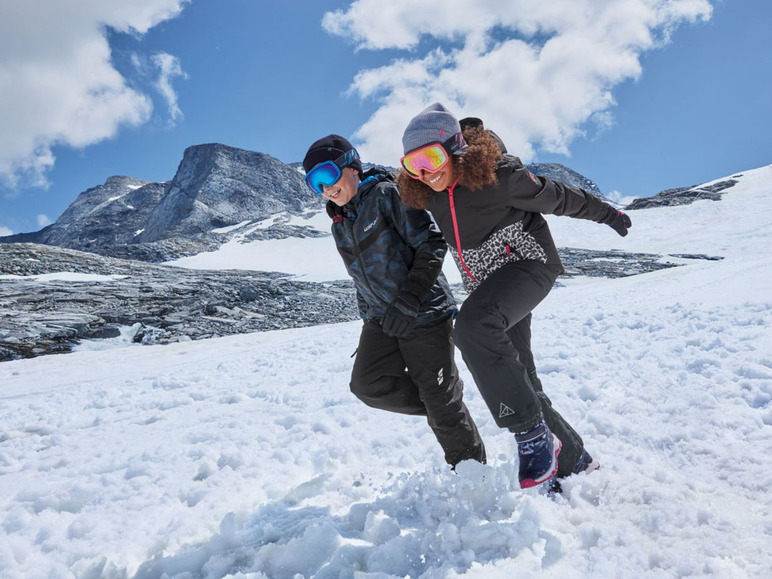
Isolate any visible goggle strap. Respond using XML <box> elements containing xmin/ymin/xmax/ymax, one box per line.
<box><xmin>336</xmin><ymin>149</ymin><xmax>359</xmax><ymax>168</ymax></box>
<box><xmin>443</xmin><ymin>132</ymin><xmax>467</xmax><ymax>155</ymax></box>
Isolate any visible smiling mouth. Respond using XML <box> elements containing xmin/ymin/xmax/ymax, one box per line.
<box><xmin>427</xmin><ymin>172</ymin><xmax>444</xmax><ymax>185</ymax></box>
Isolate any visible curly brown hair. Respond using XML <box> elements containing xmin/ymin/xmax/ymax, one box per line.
<box><xmin>397</xmin><ymin>126</ymin><xmax>503</xmax><ymax>209</ymax></box>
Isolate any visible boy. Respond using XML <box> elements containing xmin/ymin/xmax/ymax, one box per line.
<box><xmin>302</xmin><ymin>134</ymin><xmax>485</xmax><ymax>467</ymax></box>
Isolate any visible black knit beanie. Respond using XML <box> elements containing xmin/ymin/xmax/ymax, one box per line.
<box><xmin>302</xmin><ymin>134</ymin><xmax>363</xmax><ymax>176</ymax></box>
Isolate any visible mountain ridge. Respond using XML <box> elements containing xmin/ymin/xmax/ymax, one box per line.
<box><xmin>0</xmin><ymin>142</ymin><xmax>751</xmax><ymax>261</ymax></box>
<box><xmin>1</xmin><ymin>143</ymin><xmax>614</xmax><ymax>261</ymax></box>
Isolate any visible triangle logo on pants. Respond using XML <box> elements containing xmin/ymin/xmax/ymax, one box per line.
<box><xmin>499</xmin><ymin>403</ymin><xmax>515</xmax><ymax>418</ymax></box>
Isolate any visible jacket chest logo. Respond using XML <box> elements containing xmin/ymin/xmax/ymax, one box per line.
<box><xmin>363</xmin><ymin>218</ymin><xmax>378</xmax><ymax>232</ymax></box>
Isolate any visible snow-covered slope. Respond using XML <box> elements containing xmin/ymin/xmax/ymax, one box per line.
<box><xmin>546</xmin><ymin>165</ymin><xmax>772</xmax><ymax>257</ymax></box>
<box><xmin>1</xmin><ymin>165</ymin><xmax>770</xmax><ymax>578</ymax></box>
<box><xmin>165</xmin><ymin>210</ymin><xmax>348</xmax><ymax>283</ymax></box>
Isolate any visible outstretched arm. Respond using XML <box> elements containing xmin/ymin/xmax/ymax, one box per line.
<box><xmin>501</xmin><ymin>156</ymin><xmax>632</xmax><ymax>236</ymax></box>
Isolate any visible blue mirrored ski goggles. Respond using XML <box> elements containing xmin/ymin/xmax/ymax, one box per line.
<box><xmin>305</xmin><ymin>149</ymin><xmax>360</xmax><ymax>195</ymax></box>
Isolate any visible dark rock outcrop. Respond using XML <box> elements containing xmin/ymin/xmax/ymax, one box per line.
<box><xmin>625</xmin><ymin>177</ymin><xmax>741</xmax><ymax>210</ymax></box>
<box><xmin>0</xmin><ymin>243</ymin><xmax>358</xmax><ymax>362</ymax></box>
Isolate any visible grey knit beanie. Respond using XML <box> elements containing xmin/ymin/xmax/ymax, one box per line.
<box><xmin>402</xmin><ymin>103</ymin><xmax>466</xmax><ymax>155</ymax></box>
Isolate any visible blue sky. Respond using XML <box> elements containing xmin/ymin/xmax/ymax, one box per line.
<box><xmin>1</xmin><ymin>0</ymin><xmax>770</xmax><ymax>236</ymax></box>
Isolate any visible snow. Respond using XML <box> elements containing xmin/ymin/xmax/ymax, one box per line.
<box><xmin>167</xmin><ymin>236</ymin><xmax>349</xmax><ymax>283</ymax></box>
<box><xmin>1</xmin><ymin>166</ymin><xmax>771</xmax><ymax>578</ymax></box>
<box><xmin>165</xmin><ymin>212</ymin><xmax>350</xmax><ymax>283</ymax></box>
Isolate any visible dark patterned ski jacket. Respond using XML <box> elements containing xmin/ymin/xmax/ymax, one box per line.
<box><xmin>426</xmin><ymin>155</ymin><xmax>613</xmax><ymax>293</ymax></box>
<box><xmin>328</xmin><ymin>168</ymin><xmax>456</xmax><ymax>325</ymax></box>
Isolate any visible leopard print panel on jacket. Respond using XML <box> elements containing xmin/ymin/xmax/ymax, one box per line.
<box><xmin>448</xmin><ymin>222</ymin><xmax>548</xmax><ymax>293</ymax></box>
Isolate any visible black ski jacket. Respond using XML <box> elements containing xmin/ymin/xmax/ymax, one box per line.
<box><xmin>328</xmin><ymin>168</ymin><xmax>456</xmax><ymax>325</ymax></box>
<box><xmin>426</xmin><ymin>155</ymin><xmax>613</xmax><ymax>293</ymax></box>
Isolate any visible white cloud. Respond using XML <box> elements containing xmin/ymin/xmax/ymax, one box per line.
<box><xmin>324</xmin><ymin>0</ymin><xmax>713</xmax><ymax>166</ymax></box>
<box><xmin>0</xmin><ymin>0</ymin><xmax>189</xmax><ymax>190</ymax></box>
<box><xmin>37</xmin><ymin>214</ymin><xmax>52</xmax><ymax>228</ymax></box>
<box><xmin>0</xmin><ymin>225</ymin><xmax>12</xmax><ymax>237</ymax></box>
<box><xmin>152</xmin><ymin>53</ymin><xmax>188</xmax><ymax>125</ymax></box>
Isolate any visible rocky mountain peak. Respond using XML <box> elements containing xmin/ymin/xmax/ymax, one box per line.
<box><xmin>136</xmin><ymin>144</ymin><xmax>316</xmax><ymax>243</ymax></box>
<box><xmin>527</xmin><ymin>163</ymin><xmax>612</xmax><ymax>203</ymax></box>
<box><xmin>55</xmin><ymin>176</ymin><xmax>151</xmax><ymax>225</ymax></box>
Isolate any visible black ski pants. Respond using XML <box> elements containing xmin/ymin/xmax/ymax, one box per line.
<box><xmin>350</xmin><ymin>317</ymin><xmax>486</xmax><ymax>467</ymax></box>
<box><xmin>453</xmin><ymin>260</ymin><xmax>584</xmax><ymax>477</ymax></box>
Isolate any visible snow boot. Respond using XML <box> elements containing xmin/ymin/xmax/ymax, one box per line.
<box><xmin>514</xmin><ymin>421</ymin><xmax>561</xmax><ymax>489</ymax></box>
<box><xmin>573</xmin><ymin>448</ymin><xmax>600</xmax><ymax>475</ymax></box>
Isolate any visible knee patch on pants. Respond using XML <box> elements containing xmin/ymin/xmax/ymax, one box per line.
<box><xmin>350</xmin><ymin>376</ymin><xmax>426</xmax><ymax>416</ymax></box>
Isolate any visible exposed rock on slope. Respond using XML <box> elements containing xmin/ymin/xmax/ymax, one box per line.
<box><xmin>625</xmin><ymin>177</ymin><xmax>741</xmax><ymax>209</ymax></box>
<box><xmin>0</xmin><ymin>243</ymin><xmax>358</xmax><ymax>362</ymax></box>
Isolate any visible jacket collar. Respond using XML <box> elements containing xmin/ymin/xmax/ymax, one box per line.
<box><xmin>346</xmin><ymin>168</ymin><xmax>392</xmax><ymax>213</ymax></box>
<box><xmin>327</xmin><ymin>167</ymin><xmax>393</xmax><ymax>219</ymax></box>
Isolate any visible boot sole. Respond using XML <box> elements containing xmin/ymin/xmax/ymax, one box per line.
<box><xmin>520</xmin><ymin>435</ymin><xmax>562</xmax><ymax>489</ymax></box>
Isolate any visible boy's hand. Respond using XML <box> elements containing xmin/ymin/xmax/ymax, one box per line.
<box><xmin>382</xmin><ymin>291</ymin><xmax>420</xmax><ymax>337</ymax></box>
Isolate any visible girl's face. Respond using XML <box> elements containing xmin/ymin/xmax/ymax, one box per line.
<box><xmin>417</xmin><ymin>160</ymin><xmax>454</xmax><ymax>192</ymax></box>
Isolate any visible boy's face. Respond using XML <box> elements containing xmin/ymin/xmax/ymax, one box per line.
<box><xmin>321</xmin><ymin>167</ymin><xmax>359</xmax><ymax>206</ymax></box>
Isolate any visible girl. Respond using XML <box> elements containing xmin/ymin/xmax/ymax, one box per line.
<box><xmin>397</xmin><ymin>103</ymin><xmax>631</xmax><ymax>488</ymax></box>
